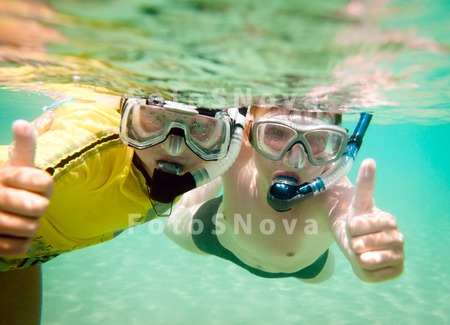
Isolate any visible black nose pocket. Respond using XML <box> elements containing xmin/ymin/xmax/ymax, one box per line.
<box><xmin>167</xmin><ymin>127</ymin><xmax>185</xmax><ymax>138</ymax></box>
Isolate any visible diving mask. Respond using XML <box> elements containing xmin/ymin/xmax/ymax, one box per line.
<box><xmin>251</xmin><ymin>117</ymin><xmax>349</xmax><ymax>166</ymax></box>
<box><xmin>120</xmin><ymin>97</ymin><xmax>232</xmax><ymax>161</ymax></box>
<box><xmin>267</xmin><ymin>113</ymin><xmax>373</xmax><ymax>211</ymax></box>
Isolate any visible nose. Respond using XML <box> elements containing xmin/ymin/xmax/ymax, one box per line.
<box><xmin>161</xmin><ymin>134</ymin><xmax>186</xmax><ymax>156</ymax></box>
<box><xmin>282</xmin><ymin>143</ymin><xmax>307</xmax><ymax>169</ymax></box>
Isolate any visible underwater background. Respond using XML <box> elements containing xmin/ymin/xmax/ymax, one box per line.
<box><xmin>0</xmin><ymin>0</ymin><xmax>449</xmax><ymax>324</ymax></box>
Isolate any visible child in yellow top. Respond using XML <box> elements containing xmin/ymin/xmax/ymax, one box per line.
<box><xmin>0</xmin><ymin>95</ymin><xmax>244</xmax><ymax>323</ymax></box>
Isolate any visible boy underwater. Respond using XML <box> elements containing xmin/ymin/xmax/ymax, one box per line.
<box><xmin>165</xmin><ymin>103</ymin><xmax>404</xmax><ymax>283</ymax></box>
<box><xmin>0</xmin><ymin>95</ymin><xmax>245</xmax><ymax>323</ymax></box>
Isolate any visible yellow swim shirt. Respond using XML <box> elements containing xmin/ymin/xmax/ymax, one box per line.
<box><xmin>0</xmin><ymin>100</ymin><xmax>158</xmax><ymax>271</ymax></box>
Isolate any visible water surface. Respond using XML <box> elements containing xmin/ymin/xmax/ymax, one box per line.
<box><xmin>0</xmin><ymin>0</ymin><xmax>449</xmax><ymax>324</ymax></box>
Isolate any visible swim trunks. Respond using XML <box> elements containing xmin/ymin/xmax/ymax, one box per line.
<box><xmin>0</xmin><ymin>101</ymin><xmax>162</xmax><ymax>271</ymax></box>
<box><xmin>192</xmin><ymin>196</ymin><xmax>329</xmax><ymax>279</ymax></box>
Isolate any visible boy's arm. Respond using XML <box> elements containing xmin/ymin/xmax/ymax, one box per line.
<box><xmin>164</xmin><ymin>177</ymin><xmax>222</xmax><ymax>254</ymax></box>
<box><xmin>328</xmin><ymin>158</ymin><xmax>404</xmax><ymax>282</ymax></box>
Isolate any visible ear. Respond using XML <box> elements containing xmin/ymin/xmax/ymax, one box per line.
<box><xmin>245</xmin><ymin>120</ymin><xmax>253</xmax><ymax>142</ymax></box>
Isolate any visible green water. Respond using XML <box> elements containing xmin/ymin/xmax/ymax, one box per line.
<box><xmin>2</xmin><ymin>0</ymin><xmax>449</xmax><ymax>119</ymax></box>
<box><xmin>1</xmin><ymin>0</ymin><xmax>449</xmax><ymax>324</ymax></box>
<box><xmin>1</xmin><ymin>82</ymin><xmax>449</xmax><ymax>325</ymax></box>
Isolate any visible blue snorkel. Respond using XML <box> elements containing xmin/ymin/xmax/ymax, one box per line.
<box><xmin>267</xmin><ymin>113</ymin><xmax>373</xmax><ymax>212</ymax></box>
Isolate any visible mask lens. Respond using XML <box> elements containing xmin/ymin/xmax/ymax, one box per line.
<box><xmin>255</xmin><ymin>123</ymin><xmax>297</xmax><ymax>160</ymax></box>
<box><xmin>132</xmin><ymin>105</ymin><xmax>168</xmax><ymax>139</ymax></box>
<box><xmin>121</xmin><ymin>102</ymin><xmax>231</xmax><ymax>160</ymax></box>
<box><xmin>186</xmin><ymin>114</ymin><xmax>231</xmax><ymax>159</ymax></box>
<box><xmin>252</xmin><ymin>118</ymin><xmax>348</xmax><ymax>165</ymax></box>
<box><xmin>188</xmin><ymin>116</ymin><xmax>223</xmax><ymax>149</ymax></box>
<box><xmin>304</xmin><ymin>130</ymin><xmax>346</xmax><ymax>164</ymax></box>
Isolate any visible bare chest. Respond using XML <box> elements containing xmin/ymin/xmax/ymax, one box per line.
<box><xmin>219</xmin><ymin>195</ymin><xmax>334</xmax><ymax>273</ymax></box>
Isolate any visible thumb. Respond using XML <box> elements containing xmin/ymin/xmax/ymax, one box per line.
<box><xmin>350</xmin><ymin>158</ymin><xmax>376</xmax><ymax>216</ymax></box>
<box><xmin>9</xmin><ymin>120</ymin><xmax>36</xmax><ymax>167</ymax></box>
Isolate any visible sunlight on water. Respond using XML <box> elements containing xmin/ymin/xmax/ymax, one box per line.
<box><xmin>1</xmin><ymin>0</ymin><xmax>449</xmax><ymax>121</ymax></box>
<box><xmin>0</xmin><ymin>0</ymin><xmax>449</xmax><ymax>324</ymax></box>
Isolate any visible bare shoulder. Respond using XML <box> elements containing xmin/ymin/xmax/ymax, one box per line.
<box><xmin>165</xmin><ymin>199</ymin><xmax>208</xmax><ymax>255</ymax></box>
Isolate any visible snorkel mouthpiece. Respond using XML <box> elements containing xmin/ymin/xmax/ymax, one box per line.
<box><xmin>268</xmin><ymin>176</ymin><xmax>325</xmax><ymax>212</ymax></box>
<box><xmin>149</xmin><ymin>162</ymin><xmax>196</xmax><ymax>203</ymax></box>
<box><xmin>267</xmin><ymin>113</ymin><xmax>372</xmax><ymax>212</ymax></box>
<box><xmin>157</xmin><ymin>160</ymin><xmax>182</xmax><ymax>175</ymax></box>
<box><xmin>269</xmin><ymin>176</ymin><xmax>298</xmax><ymax>200</ymax></box>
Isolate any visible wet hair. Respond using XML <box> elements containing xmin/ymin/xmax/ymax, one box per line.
<box><xmin>249</xmin><ymin>105</ymin><xmax>342</xmax><ymax>126</ymax></box>
<box><xmin>250</xmin><ymin>95</ymin><xmax>343</xmax><ymax>125</ymax></box>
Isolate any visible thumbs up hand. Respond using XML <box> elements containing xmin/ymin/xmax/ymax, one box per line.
<box><xmin>345</xmin><ymin>159</ymin><xmax>404</xmax><ymax>282</ymax></box>
<box><xmin>0</xmin><ymin>120</ymin><xmax>54</xmax><ymax>256</ymax></box>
